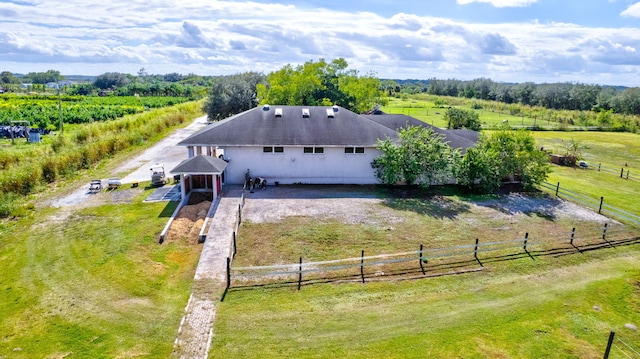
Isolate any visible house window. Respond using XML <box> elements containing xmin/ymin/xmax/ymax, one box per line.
<box><xmin>263</xmin><ymin>146</ymin><xmax>284</xmax><ymax>153</ymax></box>
<box><xmin>345</xmin><ymin>147</ymin><xmax>365</xmax><ymax>154</ymax></box>
<box><xmin>304</xmin><ymin>147</ymin><xmax>324</xmax><ymax>154</ymax></box>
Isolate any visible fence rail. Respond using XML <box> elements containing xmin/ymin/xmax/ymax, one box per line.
<box><xmin>595</xmin><ymin>163</ymin><xmax>638</xmax><ymax>182</ymax></box>
<box><xmin>228</xmin><ymin>225</ymin><xmax>637</xmax><ymax>289</ymax></box>
<box><xmin>540</xmin><ymin>181</ymin><xmax>640</xmax><ymax>226</ymax></box>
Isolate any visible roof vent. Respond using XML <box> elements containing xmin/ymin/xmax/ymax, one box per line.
<box><xmin>302</xmin><ymin>108</ymin><xmax>310</xmax><ymax>118</ymax></box>
<box><xmin>332</xmin><ymin>105</ymin><xmax>339</xmax><ymax>112</ymax></box>
<box><xmin>326</xmin><ymin>108</ymin><xmax>335</xmax><ymax>118</ymax></box>
<box><xmin>275</xmin><ymin>108</ymin><xmax>283</xmax><ymax>117</ymax></box>
<box><xmin>263</xmin><ymin>104</ymin><xmax>270</xmax><ymax>111</ymax></box>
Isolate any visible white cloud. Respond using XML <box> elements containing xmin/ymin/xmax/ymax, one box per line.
<box><xmin>0</xmin><ymin>0</ymin><xmax>638</xmax><ymax>85</ymax></box>
<box><xmin>457</xmin><ymin>0</ymin><xmax>537</xmax><ymax>8</ymax></box>
<box><xmin>621</xmin><ymin>2</ymin><xmax>640</xmax><ymax>17</ymax></box>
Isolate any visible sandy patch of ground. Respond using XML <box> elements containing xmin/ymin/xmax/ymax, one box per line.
<box><xmin>166</xmin><ymin>201</ymin><xmax>211</xmax><ymax>243</ymax></box>
<box><xmin>240</xmin><ymin>186</ymin><xmax>615</xmax><ymax>226</ymax></box>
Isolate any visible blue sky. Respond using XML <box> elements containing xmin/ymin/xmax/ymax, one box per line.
<box><xmin>1</xmin><ymin>0</ymin><xmax>639</xmax><ymax>86</ymax></box>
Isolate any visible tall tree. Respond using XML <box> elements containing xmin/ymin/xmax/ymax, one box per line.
<box><xmin>203</xmin><ymin>72</ymin><xmax>265</xmax><ymax>121</ymax></box>
<box><xmin>257</xmin><ymin>58</ymin><xmax>384</xmax><ymax>113</ymax></box>
<box><xmin>94</xmin><ymin>72</ymin><xmax>130</xmax><ymax>89</ymax></box>
<box><xmin>445</xmin><ymin>107</ymin><xmax>481</xmax><ymax>131</ymax></box>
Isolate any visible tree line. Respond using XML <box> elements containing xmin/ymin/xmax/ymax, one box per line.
<box><xmin>387</xmin><ymin>78</ymin><xmax>640</xmax><ymax>116</ymax></box>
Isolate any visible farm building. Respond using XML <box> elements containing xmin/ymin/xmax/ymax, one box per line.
<box><xmin>173</xmin><ymin>105</ymin><xmax>477</xmax><ymax>186</ymax></box>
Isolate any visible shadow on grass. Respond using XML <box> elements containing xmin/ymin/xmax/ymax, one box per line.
<box><xmin>378</xmin><ymin>186</ymin><xmax>472</xmax><ymax>220</ymax></box>
<box><xmin>158</xmin><ymin>201</ymin><xmax>178</xmax><ymax>218</ymax></box>
<box><xmin>224</xmin><ymin>236</ymin><xmax>640</xmax><ymax>295</ymax></box>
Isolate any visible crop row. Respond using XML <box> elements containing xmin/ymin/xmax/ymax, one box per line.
<box><xmin>0</xmin><ymin>101</ymin><xmax>203</xmax><ymax>217</ymax></box>
<box><xmin>0</xmin><ymin>95</ymin><xmax>192</xmax><ymax>129</ymax></box>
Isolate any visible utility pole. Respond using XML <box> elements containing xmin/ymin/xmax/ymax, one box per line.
<box><xmin>57</xmin><ymin>81</ymin><xmax>64</xmax><ymax>133</ymax></box>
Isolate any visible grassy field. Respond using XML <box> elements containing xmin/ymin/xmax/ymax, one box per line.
<box><xmin>213</xmin><ymin>189</ymin><xmax>640</xmax><ymax>358</ymax></box>
<box><xmin>0</xmin><ymin>105</ymin><xmax>206</xmax><ymax>357</ymax></box>
<box><xmin>0</xmin><ymin>185</ymin><xmax>202</xmax><ymax>358</ymax></box>
<box><xmin>382</xmin><ymin>96</ymin><xmax>550</xmax><ymax>129</ymax></box>
<box><xmin>531</xmin><ymin>131</ymin><xmax>640</xmax><ymax>219</ymax></box>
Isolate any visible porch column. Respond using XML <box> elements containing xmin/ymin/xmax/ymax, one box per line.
<box><xmin>180</xmin><ymin>174</ymin><xmax>186</xmax><ymax>201</ymax></box>
<box><xmin>196</xmin><ymin>146</ymin><xmax>202</xmax><ymax>155</ymax></box>
<box><xmin>207</xmin><ymin>147</ymin><xmax>213</xmax><ymax>156</ymax></box>
<box><xmin>213</xmin><ymin>174</ymin><xmax>218</xmax><ymax>200</ymax></box>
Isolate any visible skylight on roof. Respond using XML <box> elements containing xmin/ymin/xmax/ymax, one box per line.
<box><xmin>302</xmin><ymin>108</ymin><xmax>310</xmax><ymax>118</ymax></box>
<box><xmin>275</xmin><ymin>108</ymin><xmax>283</xmax><ymax>117</ymax></box>
<box><xmin>326</xmin><ymin>108</ymin><xmax>334</xmax><ymax>118</ymax></box>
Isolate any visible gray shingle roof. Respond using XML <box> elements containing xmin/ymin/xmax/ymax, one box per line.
<box><xmin>362</xmin><ymin>114</ymin><xmax>477</xmax><ymax>153</ymax></box>
<box><xmin>170</xmin><ymin>154</ymin><xmax>227</xmax><ymax>175</ymax></box>
<box><xmin>177</xmin><ymin>106</ymin><xmax>399</xmax><ymax>147</ymax></box>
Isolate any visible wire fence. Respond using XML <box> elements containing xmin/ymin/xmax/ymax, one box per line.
<box><xmin>604</xmin><ymin>331</ymin><xmax>640</xmax><ymax>359</ymax></box>
<box><xmin>227</xmin><ymin>225</ymin><xmax>637</xmax><ymax>289</ymax></box>
<box><xmin>539</xmin><ymin>181</ymin><xmax>640</xmax><ymax>226</ymax></box>
<box><xmin>595</xmin><ymin>163</ymin><xmax>638</xmax><ymax>182</ymax></box>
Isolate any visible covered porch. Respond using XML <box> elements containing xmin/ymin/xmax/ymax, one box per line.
<box><xmin>170</xmin><ymin>154</ymin><xmax>228</xmax><ymax>203</ymax></box>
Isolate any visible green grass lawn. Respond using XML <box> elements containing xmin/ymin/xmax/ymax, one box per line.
<box><xmin>215</xmin><ymin>182</ymin><xmax>640</xmax><ymax>358</ymax></box>
<box><xmin>532</xmin><ymin>131</ymin><xmax>640</xmax><ymax>220</ymax></box>
<box><xmin>0</xmin><ymin>185</ymin><xmax>201</xmax><ymax>358</ymax></box>
<box><xmin>215</xmin><ymin>226</ymin><xmax>640</xmax><ymax>358</ymax></box>
<box><xmin>382</xmin><ymin>97</ymin><xmax>548</xmax><ymax>129</ymax></box>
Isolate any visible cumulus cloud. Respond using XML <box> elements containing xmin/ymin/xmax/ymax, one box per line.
<box><xmin>457</xmin><ymin>0</ymin><xmax>537</xmax><ymax>7</ymax></box>
<box><xmin>621</xmin><ymin>2</ymin><xmax>640</xmax><ymax>17</ymax></box>
<box><xmin>0</xmin><ymin>0</ymin><xmax>638</xmax><ymax>85</ymax></box>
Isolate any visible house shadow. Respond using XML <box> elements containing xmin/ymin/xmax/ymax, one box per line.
<box><xmin>473</xmin><ymin>190</ymin><xmax>561</xmax><ymax>221</ymax></box>
<box><xmin>378</xmin><ymin>186</ymin><xmax>472</xmax><ymax>220</ymax></box>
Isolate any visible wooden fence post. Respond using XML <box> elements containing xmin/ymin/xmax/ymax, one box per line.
<box><xmin>226</xmin><ymin>257</ymin><xmax>231</xmax><ymax>291</ymax></box>
<box><xmin>474</xmin><ymin>238</ymin><xmax>479</xmax><ymax>259</ymax></box>
<box><xmin>297</xmin><ymin>257</ymin><xmax>302</xmax><ymax>291</ymax></box>
<box><xmin>232</xmin><ymin>231</ymin><xmax>237</xmax><ymax>258</ymax></box>
<box><xmin>602</xmin><ymin>223</ymin><xmax>608</xmax><ymax>241</ymax></box>
<box><xmin>570</xmin><ymin>227</ymin><xmax>575</xmax><ymax>245</ymax></box>
<box><xmin>626</xmin><ymin>170</ymin><xmax>630</xmax><ymax>180</ymax></box>
<box><xmin>238</xmin><ymin>204</ymin><xmax>242</xmax><ymax>224</ymax></box>
<box><xmin>419</xmin><ymin>244</ymin><xmax>426</xmax><ymax>275</ymax></box>
<box><xmin>598</xmin><ymin>163</ymin><xmax>601</xmax><ymax>171</ymax></box>
<box><xmin>360</xmin><ymin>250</ymin><xmax>365</xmax><ymax>284</ymax></box>
<box><xmin>599</xmin><ymin>197</ymin><xmax>604</xmax><ymax>214</ymax></box>
<box><xmin>603</xmin><ymin>330</ymin><xmax>615</xmax><ymax>359</ymax></box>
<box><xmin>555</xmin><ymin>182</ymin><xmax>560</xmax><ymax>197</ymax></box>
<box><xmin>620</xmin><ymin>168</ymin><xmax>624</xmax><ymax>178</ymax></box>
<box><xmin>523</xmin><ymin>232</ymin><xmax>529</xmax><ymax>251</ymax></box>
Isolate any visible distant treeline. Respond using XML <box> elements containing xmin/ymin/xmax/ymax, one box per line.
<box><xmin>382</xmin><ymin>78</ymin><xmax>640</xmax><ymax>115</ymax></box>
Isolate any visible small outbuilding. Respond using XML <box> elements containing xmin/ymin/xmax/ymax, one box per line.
<box><xmin>170</xmin><ymin>154</ymin><xmax>228</xmax><ymax>202</ymax></box>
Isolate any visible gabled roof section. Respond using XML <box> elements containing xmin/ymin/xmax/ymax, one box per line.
<box><xmin>363</xmin><ymin>114</ymin><xmax>478</xmax><ymax>154</ymax></box>
<box><xmin>170</xmin><ymin>154</ymin><xmax>227</xmax><ymax>175</ymax></box>
<box><xmin>178</xmin><ymin>106</ymin><xmax>399</xmax><ymax>147</ymax></box>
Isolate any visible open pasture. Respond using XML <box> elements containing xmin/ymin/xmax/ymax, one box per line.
<box><xmin>532</xmin><ymin>131</ymin><xmax>640</xmax><ymax>219</ymax></box>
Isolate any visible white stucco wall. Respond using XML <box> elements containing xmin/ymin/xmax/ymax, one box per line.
<box><xmin>221</xmin><ymin>146</ymin><xmax>382</xmax><ymax>185</ymax></box>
